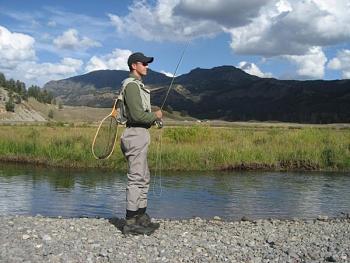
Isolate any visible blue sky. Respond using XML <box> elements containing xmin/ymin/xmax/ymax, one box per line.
<box><xmin>1</xmin><ymin>0</ymin><xmax>350</xmax><ymax>87</ymax></box>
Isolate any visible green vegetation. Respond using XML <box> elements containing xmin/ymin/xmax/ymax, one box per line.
<box><xmin>27</xmin><ymin>85</ymin><xmax>53</xmax><ymax>104</ymax></box>
<box><xmin>5</xmin><ymin>97</ymin><xmax>15</xmax><ymax>112</ymax></box>
<box><xmin>0</xmin><ymin>124</ymin><xmax>349</xmax><ymax>171</ymax></box>
<box><xmin>48</xmin><ymin>109</ymin><xmax>54</xmax><ymax>119</ymax></box>
<box><xmin>0</xmin><ymin>72</ymin><xmax>53</xmax><ymax>107</ymax></box>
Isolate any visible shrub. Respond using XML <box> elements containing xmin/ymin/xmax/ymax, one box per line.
<box><xmin>48</xmin><ymin>109</ymin><xmax>54</xmax><ymax>119</ymax></box>
<box><xmin>5</xmin><ymin>98</ymin><xmax>15</xmax><ymax>112</ymax></box>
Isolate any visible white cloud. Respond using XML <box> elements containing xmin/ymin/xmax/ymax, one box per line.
<box><xmin>0</xmin><ymin>25</ymin><xmax>85</xmax><ymax>86</ymax></box>
<box><xmin>0</xmin><ymin>25</ymin><xmax>36</xmax><ymax>69</ymax></box>
<box><xmin>328</xmin><ymin>49</ymin><xmax>350</xmax><ymax>79</ymax></box>
<box><xmin>109</xmin><ymin>0</ymin><xmax>350</xmax><ymax>55</ymax></box>
<box><xmin>161</xmin><ymin>70</ymin><xmax>174</xmax><ymax>77</ymax></box>
<box><xmin>85</xmin><ymin>49</ymin><xmax>132</xmax><ymax>72</ymax></box>
<box><xmin>227</xmin><ymin>0</ymin><xmax>350</xmax><ymax>56</ymax></box>
<box><xmin>53</xmin><ymin>28</ymin><xmax>101</xmax><ymax>50</ymax></box>
<box><xmin>19</xmin><ymin>58</ymin><xmax>83</xmax><ymax>85</ymax></box>
<box><xmin>107</xmin><ymin>0</ymin><xmax>350</xmax><ymax>79</ymax></box>
<box><xmin>285</xmin><ymin>46</ymin><xmax>327</xmax><ymax>79</ymax></box>
<box><xmin>108</xmin><ymin>0</ymin><xmax>222</xmax><ymax>42</ymax></box>
<box><xmin>25</xmin><ymin>58</ymin><xmax>82</xmax><ymax>78</ymax></box>
<box><xmin>174</xmin><ymin>0</ymin><xmax>271</xmax><ymax>27</ymax></box>
<box><xmin>237</xmin><ymin>61</ymin><xmax>272</xmax><ymax>78</ymax></box>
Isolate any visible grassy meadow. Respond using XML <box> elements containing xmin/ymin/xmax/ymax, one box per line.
<box><xmin>0</xmin><ymin>122</ymin><xmax>349</xmax><ymax>171</ymax></box>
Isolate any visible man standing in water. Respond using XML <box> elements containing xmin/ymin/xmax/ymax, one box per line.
<box><xmin>120</xmin><ymin>52</ymin><xmax>163</xmax><ymax>235</ymax></box>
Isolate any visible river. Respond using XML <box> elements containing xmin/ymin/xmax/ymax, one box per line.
<box><xmin>0</xmin><ymin>163</ymin><xmax>349</xmax><ymax>220</ymax></box>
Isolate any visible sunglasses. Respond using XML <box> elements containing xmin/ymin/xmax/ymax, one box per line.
<box><xmin>137</xmin><ymin>62</ymin><xmax>148</xmax><ymax>66</ymax></box>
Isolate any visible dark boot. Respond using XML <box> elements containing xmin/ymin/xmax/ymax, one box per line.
<box><xmin>122</xmin><ymin>216</ymin><xmax>156</xmax><ymax>236</ymax></box>
<box><xmin>137</xmin><ymin>208</ymin><xmax>160</xmax><ymax>230</ymax></box>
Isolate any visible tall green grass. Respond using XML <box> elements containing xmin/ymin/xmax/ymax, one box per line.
<box><xmin>0</xmin><ymin>124</ymin><xmax>349</xmax><ymax>171</ymax></box>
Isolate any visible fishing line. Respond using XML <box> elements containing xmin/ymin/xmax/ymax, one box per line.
<box><xmin>152</xmin><ymin>129</ymin><xmax>163</xmax><ymax>197</ymax></box>
<box><xmin>153</xmin><ymin>42</ymin><xmax>189</xmax><ymax>197</ymax></box>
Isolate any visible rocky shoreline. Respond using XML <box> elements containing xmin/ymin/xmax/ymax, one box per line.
<box><xmin>1</xmin><ymin>215</ymin><xmax>349</xmax><ymax>262</ymax></box>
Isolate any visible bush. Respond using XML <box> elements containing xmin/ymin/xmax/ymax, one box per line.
<box><xmin>58</xmin><ymin>101</ymin><xmax>63</xmax><ymax>109</ymax></box>
<box><xmin>48</xmin><ymin>109</ymin><xmax>54</xmax><ymax>119</ymax></box>
<box><xmin>5</xmin><ymin>98</ymin><xmax>15</xmax><ymax>112</ymax></box>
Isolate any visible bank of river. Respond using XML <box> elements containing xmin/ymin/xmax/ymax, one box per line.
<box><xmin>1</xmin><ymin>215</ymin><xmax>349</xmax><ymax>262</ymax></box>
<box><xmin>0</xmin><ymin>124</ymin><xmax>349</xmax><ymax>171</ymax></box>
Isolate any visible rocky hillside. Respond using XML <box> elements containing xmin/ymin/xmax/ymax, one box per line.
<box><xmin>0</xmin><ymin>88</ymin><xmax>46</xmax><ymax>122</ymax></box>
<box><xmin>43</xmin><ymin>66</ymin><xmax>350</xmax><ymax>124</ymax></box>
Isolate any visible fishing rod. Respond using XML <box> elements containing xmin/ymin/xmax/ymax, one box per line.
<box><xmin>153</xmin><ymin>42</ymin><xmax>189</xmax><ymax>196</ymax></box>
<box><xmin>155</xmin><ymin>42</ymin><xmax>189</xmax><ymax>128</ymax></box>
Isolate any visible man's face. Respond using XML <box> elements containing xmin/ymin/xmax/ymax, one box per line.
<box><xmin>132</xmin><ymin>61</ymin><xmax>148</xmax><ymax>77</ymax></box>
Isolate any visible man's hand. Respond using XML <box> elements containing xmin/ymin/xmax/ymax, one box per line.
<box><xmin>154</xmin><ymin>110</ymin><xmax>163</xmax><ymax>120</ymax></box>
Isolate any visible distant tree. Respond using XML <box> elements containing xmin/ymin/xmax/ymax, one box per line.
<box><xmin>22</xmin><ymin>92</ymin><xmax>28</xmax><ymax>101</ymax></box>
<box><xmin>6</xmin><ymin>79</ymin><xmax>16</xmax><ymax>91</ymax></box>
<box><xmin>0</xmin><ymin>72</ymin><xmax>5</xmax><ymax>87</ymax></box>
<box><xmin>27</xmin><ymin>85</ymin><xmax>53</xmax><ymax>104</ymax></box>
<box><xmin>48</xmin><ymin>109</ymin><xmax>54</xmax><ymax>119</ymax></box>
<box><xmin>58</xmin><ymin>101</ymin><xmax>63</xmax><ymax>109</ymax></box>
<box><xmin>5</xmin><ymin>97</ymin><xmax>15</xmax><ymax>112</ymax></box>
<box><xmin>28</xmin><ymin>85</ymin><xmax>41</xmax><ymax>98</ymax></box>
<box><xmin>41</xmin><ymin>90</ymin><xmax>53</xmax><ymax>104</ymax></box>
<box><xmin>15</xmin><ymin>80</ymin><xmax>26</xmax><ymax>96</ymax></box>
<box><xmin>13</xmin><ymin>94</ymin><xmax>22</xmax><ymax>104</ymax></box>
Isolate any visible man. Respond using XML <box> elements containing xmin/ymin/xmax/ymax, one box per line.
<box><xmin>120</xmin><ymin>52</ymin><xmax>162</xmax><ymax>235</ymax></box>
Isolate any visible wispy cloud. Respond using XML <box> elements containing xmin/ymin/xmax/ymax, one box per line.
<box><xmin>53</xmin><ymin>29</ymin><xmax>101</xmax><ymax>50</ymax></box>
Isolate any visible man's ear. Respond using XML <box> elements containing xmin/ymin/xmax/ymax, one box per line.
<box><xmin>131</xmin><ymin>63</ymin><xmax>137</xmax><ymax>70</ymax></box>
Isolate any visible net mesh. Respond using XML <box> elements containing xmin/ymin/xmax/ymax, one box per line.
<box><xmin>92</xmin><ymin>116</ymin><xmax>118</xmax><ymax>159</ymax></box>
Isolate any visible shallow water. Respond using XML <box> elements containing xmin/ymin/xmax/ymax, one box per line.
<box><xmin>0</xmin><ymin>163</ymin><xmax>349</xmax><ymax>220</ymax></box>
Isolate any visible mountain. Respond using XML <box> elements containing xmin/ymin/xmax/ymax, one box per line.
<box><xmin>44</xmin><ymin>69</ymin><xmax>171</xmax><ymax>107</ymax></box>
<box><xmin>43</xmin><ymin>66</ymin><xmax>350</xmax><ymax>123</ymax></box>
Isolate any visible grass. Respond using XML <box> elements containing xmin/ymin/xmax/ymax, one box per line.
<box><xmin>0</xmin><ymin>123</ymin><xmax>349</xmax><ymax>171</ymax></box>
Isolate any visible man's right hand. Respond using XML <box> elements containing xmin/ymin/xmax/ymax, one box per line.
<box><xmin>154</xmin><ymin>110</ymin><xmax>163</xmax><ymax>120</ymax></box>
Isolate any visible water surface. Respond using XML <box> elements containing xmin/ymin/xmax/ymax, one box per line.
<box><xmin>0</xmin><ymin>163</ymin><xmax>349</xmax><ymax>220</ymax></box>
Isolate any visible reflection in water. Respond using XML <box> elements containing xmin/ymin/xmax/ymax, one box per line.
<box><xmin>0</xmin><ymin>163</ymin><xmax>349</xmax><ymax>219</ymax></box>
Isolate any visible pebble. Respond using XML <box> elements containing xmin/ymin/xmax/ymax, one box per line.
<box><xmin>22</xmin><ymin>234</ymin><xmax>30</xmax><ymax>240</ymax></box>
<box><xmin>0</xmin><ymin>216</ymin><xmax>349</xmax><ymax>262</ymax></box>
<box><xmin>42</xmin><ymin>234</ymin><xmax>51</xmax><ymax>242</ymax></box>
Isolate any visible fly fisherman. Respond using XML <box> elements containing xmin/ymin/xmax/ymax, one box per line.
<box><xmin>120</xmin><ymin>52</ymin><xmax>163</xmax><ymax>235</ymax></box>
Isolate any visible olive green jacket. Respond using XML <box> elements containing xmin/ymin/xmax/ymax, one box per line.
<box><xmin>123</xmin><ymin>73</ymin><xmax>157</xmax><ymax>127</ymax></box>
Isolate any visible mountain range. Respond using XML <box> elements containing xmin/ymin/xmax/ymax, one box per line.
<box><xmin>43</xmin><ymin>66</ymin><xmax>350</xmax><ymax>124</ymax></box>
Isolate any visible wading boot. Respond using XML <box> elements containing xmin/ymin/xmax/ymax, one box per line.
<box><xmin>137</xmin><ymin>213</ymin><xmax>160</xmax><ymax>230</ymax></box>
<box><xmin>122</xmin><ymin>216</ymin><xmax>156</xmax><ymax>236</ymax></box>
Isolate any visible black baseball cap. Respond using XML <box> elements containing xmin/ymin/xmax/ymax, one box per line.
<box><xmin>127</xmin><ymin>52</ymin><xmax>154</xmax><ymax>68</ymax></box>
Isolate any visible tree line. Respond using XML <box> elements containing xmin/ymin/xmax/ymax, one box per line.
<box><xmin>0</xmin><ymin>72</ymin><xmax>53</xmax><ymax>112</ymax></box>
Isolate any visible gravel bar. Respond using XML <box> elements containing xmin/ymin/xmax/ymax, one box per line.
<box><xmin>1</xmin><ymin>215</ymin><xmax>349</xmax><ymax>262</ymax></box>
